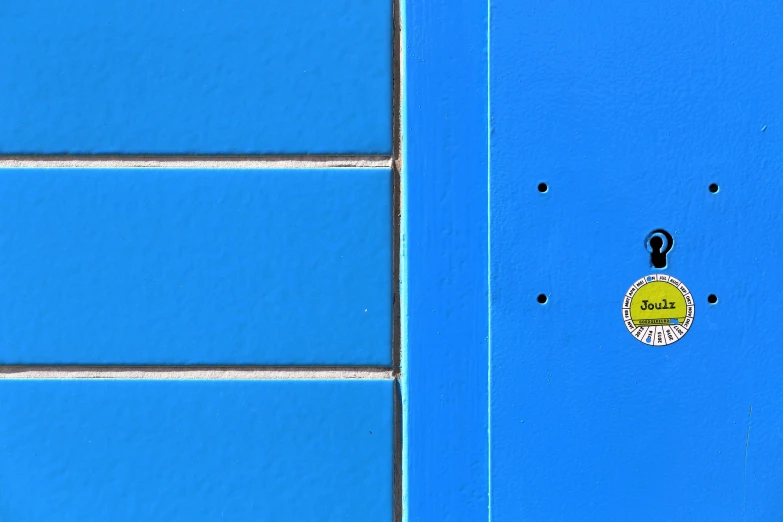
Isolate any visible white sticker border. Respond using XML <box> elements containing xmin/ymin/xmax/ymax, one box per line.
<box><xmin>622</xmin><ymin>274</ymin><xmax>694</xmax><ymax>346</ymax></box>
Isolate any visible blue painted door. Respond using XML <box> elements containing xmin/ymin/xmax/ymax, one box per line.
<box><xmin>490</xmin><ymin>0</ymin><xmax>783</xmax><ymax>520</ymax></box>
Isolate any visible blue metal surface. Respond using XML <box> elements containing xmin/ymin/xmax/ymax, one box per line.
<box><xmin>0</xmin><ymin>379</ymin><xmax>392</xmax><ymax>521</ymax></box>
<box><xmin>490</xmin><ymin>0</ymin><xmax>783</xmax><ymax>520</ymax></box>
<box><xmin>0</xmin><ymin>168</ymin><xmax>391</xmax><ymax>365</ymax></box>
<box><xmin>402</xmin><ymin>0</ymin><xmax>489</xmax><ymax>519</ymax></box>
<box><xmin>0</xmin><ymin>0</ymin><xmax>391</xmax><ymax>154</ymax></box>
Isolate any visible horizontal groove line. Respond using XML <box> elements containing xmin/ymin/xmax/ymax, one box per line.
<box><xmin>0</xmin><ymin>366</ymin><xmax>395</xmax><ymax>380</ymax></box>
<box><xmin>0</xmin><ymin>155</ymin><xmax>392</xmax><ymax>169</ymax></box>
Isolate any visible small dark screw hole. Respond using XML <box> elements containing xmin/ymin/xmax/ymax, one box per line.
<box><xmin>538</xmin><ymin>182</ymin><xmax>548</xmax><ymax>193</ymax></box>
<box><xmin>707</xmin><ymin>294</ymin><xmax>718</xmax><ymax>304</ymax></box>
<box><xmin>537</xmin><ymin>293</ymin><xmax>548</xmax><ymax>304</ymax></box>
<box><xmin>709</xmin><ymin>183</ymin><xmax>719</xmax><ymax>193</ymax></box>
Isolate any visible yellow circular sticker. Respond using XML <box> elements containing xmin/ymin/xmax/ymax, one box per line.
<box><xmin>622</xmin><ymin>274</ymin><xmax>694</xmax><ymax>346</ymax></box>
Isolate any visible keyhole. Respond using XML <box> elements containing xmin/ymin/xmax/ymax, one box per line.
<box><xmin>646</xmin><ymin>229</ymin><xmax>673</xmax><ymax>269</ymax></box>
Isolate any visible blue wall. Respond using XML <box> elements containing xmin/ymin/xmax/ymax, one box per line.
<box><xmin>0</xmin><ymin>0</ymin><xmax>395</xmax><ymax>519</ymax></box>
<box><xmin>0</xmin><ymin>0</ymin><xmax>391</xmax><ymax>154</ymax></box>
<box><xmin>0</xmin><ymin>168</ymin><xmax>390</xmax><ymax>365</ymax></box>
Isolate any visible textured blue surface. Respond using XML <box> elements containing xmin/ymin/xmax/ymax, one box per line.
<box><xmin>490</xmin><ymin>0</ymin><xmax>783</xmax><ymax>520</ymax></box>
<box><xmin>0</xmin><ymin>168</ymin><xmax>391</xmax><ymax>365</ymax></box>
<box><xmin>0</xmin><ymin>0</ymin><xmax>391</xmax><ymax>154</ymax></box>
<box><xmin>0</xmin><ymin>379</ymin><xmax>392</xmax><ymax>521</ymax></box>
<box><xmin>403</xmin><ymin>0</ymin><xmax>489</xmax><ymax>519</ymax></box>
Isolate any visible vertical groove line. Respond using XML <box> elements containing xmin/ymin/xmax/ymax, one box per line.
<box><xmin>486</xmin><ymin>0</ymin><xmax>493</xmax><ymax>517</ymax></box>
<box><xmin>392</xmin><ymin>0</ymin><xmax>404</xmax><ymax>517</ymax></box>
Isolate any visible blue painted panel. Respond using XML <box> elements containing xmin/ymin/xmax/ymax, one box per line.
<box><xmin>403</xmin><ymin>0</ymin><xmax>488</xmax><ymax>519</ymax></box>
<box><xmin>0</xmin><ymin>168</ymin><xmax>391</xmax><ymax>365</ymax></box>
<box><xmin>490</xmin><ymin>0</ymin><xmax>783</xmax><ymax>520</ymax></box>
<box><xmin>0</xmin><ymin>0</ymin><xmax>391</xmax><ymax>154</ymax></box>
<box><xmin>0</xmin><ymin>379</ymin><xmax>392</xmax><ymax>521</ymax></box>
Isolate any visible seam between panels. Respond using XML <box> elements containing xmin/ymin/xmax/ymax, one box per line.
<box><xmin>392</xmin><ymin>0</ymin><xmax>405</xmax><ymax>517</ymax></box>
<box><xmin>0</xmin><ymin>156</ymin><xmax>391</xmax><ymax>169</ymax></box>
<box><xmin>486</xmin><ymin>0</ymin><xmax>493</xmax><ymax>517</ymax></box>
<box><xmin>0</xmin><ymin>366</ymin><xmax>396</xmax><ymax>380</ymax></box>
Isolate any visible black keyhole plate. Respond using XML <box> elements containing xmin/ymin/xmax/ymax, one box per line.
<box><xmin>646</xmin><ymin>229</ymin><xmax>673</xmax><ymax>269</ymax></box>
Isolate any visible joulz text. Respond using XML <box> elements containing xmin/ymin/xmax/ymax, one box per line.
<box><xmin>640</xmin><ymin>299</ymin><xmax>676</xmax><ymax>310</ymax></box>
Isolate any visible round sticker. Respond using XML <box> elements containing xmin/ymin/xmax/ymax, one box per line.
<box><xmin>622</xmin><ymin>274</ymin><xmax>694</xmax><ymax>346</ymax></box>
